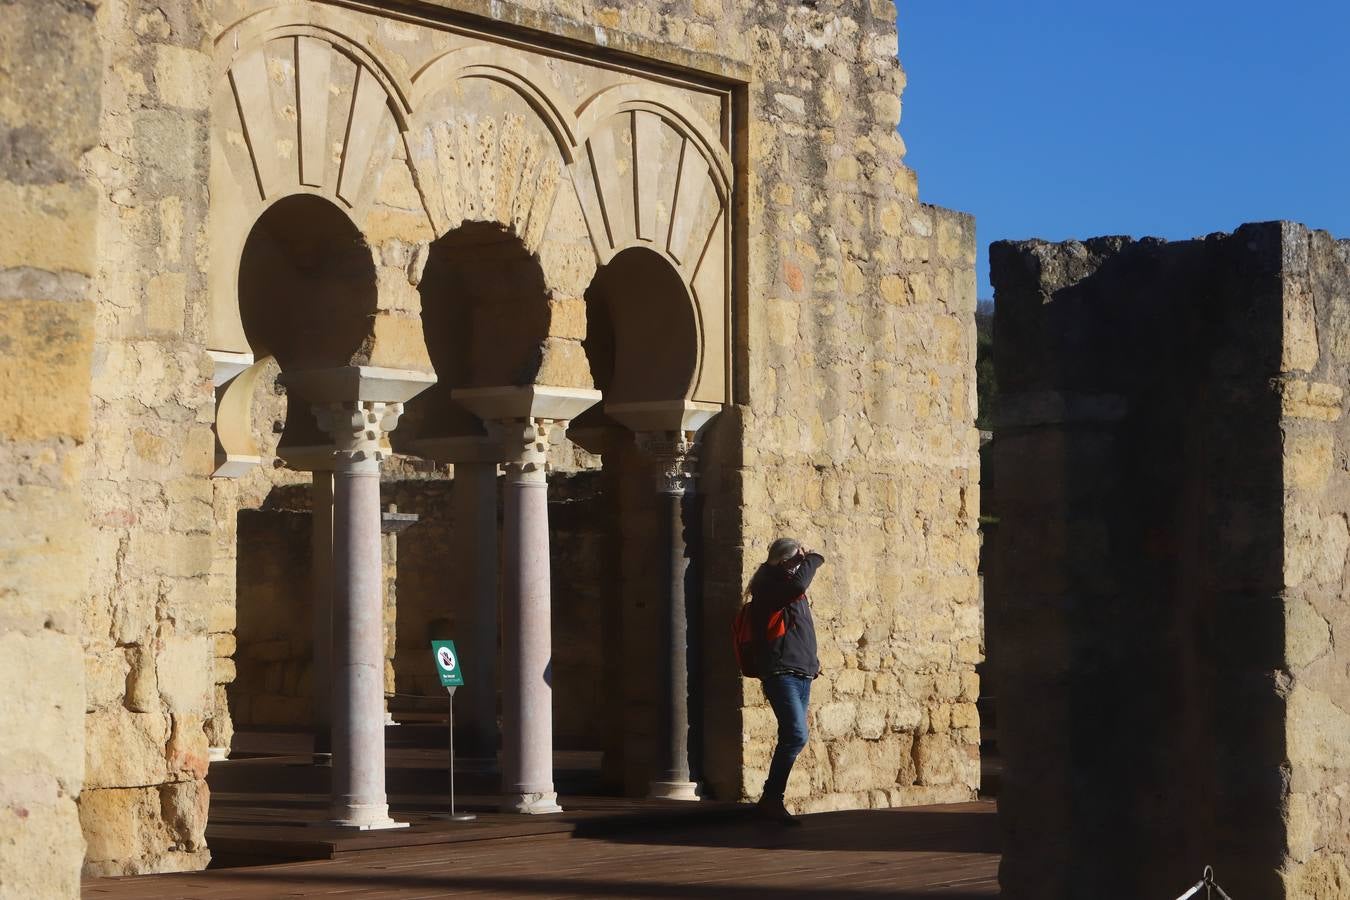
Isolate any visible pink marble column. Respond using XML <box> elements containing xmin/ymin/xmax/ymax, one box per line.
<box><xmin>315</xmin><ymin>400</ymin><xmax>408</xmax><ymax>830</ymax></box>
<box><xmin>497</xmin><ymin>419</ymin><xmax>562</xmax><ymax>814</ymax></box>
<box><xmin>453</xmin><ymin>386</ymin><xmax>601</xmax><ymax>815</ymax></box>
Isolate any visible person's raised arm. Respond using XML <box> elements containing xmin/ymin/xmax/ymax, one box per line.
<box><xmin>786</xmin><ymin>551</ymin><xmax>825</xmax><ymax>594</ymax></box>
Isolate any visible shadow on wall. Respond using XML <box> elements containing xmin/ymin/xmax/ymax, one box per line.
<box><xmin>229</xmin><ymin>508</ymin><xmax>315</xmax><ymax>728</ymax></box>
<box><xmin>986</xmin><ymin>228</ymin><xmax>1289</xmax><ymax>900</ymax></box>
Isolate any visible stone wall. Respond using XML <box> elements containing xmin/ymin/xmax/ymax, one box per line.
<box><xmin>78</xmin><ymin>0</ymin><xmax>218</xmax><ymax>877</ymax></box>
<box><xmin>17</xmin><ymin>0</ymin><xmax>982</xmax><ymax>879</ymax></box>
<box><xmin>230</xmin><ymin>509</ymin><xmax>313</xmax><ymax>727</ymax></box>
<box><xmin>705</xmin><ymin>1</ymin><xmax>982</xmax><ymax>811</ymax></box>
<box><xmin>201</xmin><ymin>0</ymin><xmax>982</xmax><ymax>814</ymax></box>
<box><xmin>0</xmin><ymin>1</ymin><xmax>101</xmax><ymax>895</ymax></box>
<box><xmin>1279</xmin><ymin>225</ymin><xmax>1350</xmax><ymax>899</ymax></box>
<box><xmin>987</xmin><ymin>223</ymin><xmax>1350</xmax><ymax>899</ymax></box>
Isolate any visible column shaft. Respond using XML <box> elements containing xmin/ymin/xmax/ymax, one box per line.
<box><xmin>500</xmin><ymin>468</ymin><xmax>561</xmax><ymax>812</ymax></box>
<box><xmin>658</xmin><ymin>487</ymin><xmax>692</xmax><ymax>785</ymax></box>
<box><xmin>641</xmin><ymin>433</ymin><xmax>701</xmax><ymax>801</ymax></box>
<box><xmin>329</xmin><ymin>464</ymin><xmax>400</xmax><ymax>827</ymax></box>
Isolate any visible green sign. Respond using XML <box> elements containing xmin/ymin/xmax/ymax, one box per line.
<box><xmin>431</xmin><ymin>640</ymin><xmax>464</xmax><ymax>687</ymax></box>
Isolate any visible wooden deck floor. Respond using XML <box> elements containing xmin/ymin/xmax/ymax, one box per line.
<box><xmin>84</xmin><ymin>801</ymin><xmax>1000</xmax><ymax>899</ymax></box>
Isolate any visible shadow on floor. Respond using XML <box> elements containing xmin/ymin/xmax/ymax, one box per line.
<box><xmin>181</xmin><ymin>868</ymin><xmax>996</xmax><ymax>899</ymax></box>
<box><xmin>585</xmin><ymin>806</ymin><xmax>1000</xmax><ymax>855</ymax></box>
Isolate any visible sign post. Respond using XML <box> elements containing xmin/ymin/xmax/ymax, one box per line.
<box><xmin>430</xmin><ymin>640</ymin><xmax>475</xmax><ymax>822</ymax></box>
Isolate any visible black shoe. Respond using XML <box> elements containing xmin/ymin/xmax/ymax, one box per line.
<box><xmin>755</xmin><ymin>797</ymin><xmax>803</xmax><ymax>827</ymax></box>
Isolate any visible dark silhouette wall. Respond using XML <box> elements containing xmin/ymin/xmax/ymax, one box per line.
<box><xmin>987</xmin><ymin>222</ymin><xmax>1350</xmax><ymax>899</ymax></box>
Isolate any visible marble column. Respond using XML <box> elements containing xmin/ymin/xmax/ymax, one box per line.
<box><xmin>311</xmin><ymin>470</ymin><xmax>335</xmax><ymax>758</ymax></box>
<box><xmin>639</xmin><ymin>432</ymin><xmax>702</xmax><ymax>801</ymax></box>
<box><xmin>454</xmin><ymin>385</ymin><xmax>600</xmax><ymax>815</ymax></box>
<box><xmin>314</xmin><ymin>400</ymin><xmax>408</xmax><ymax>830</ymax></box>
<box><xmin>495</xmin><ymin>418</ymin><xmax>563</xmax><ymax>814</ymax></box>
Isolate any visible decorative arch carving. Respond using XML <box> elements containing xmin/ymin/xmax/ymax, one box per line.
<box><xmin>403</xmin><ymin>49</ymin><xmax>580</xmax><ymax>264</ymax></box>
<box><xmin>571</xmin><ymin>84</ymin><xmax>732</xmax><ymax>404</ymax></box>
<box><xmin>208</xmin><ymin>11</ymin><xmax>412</xmax><ymax>354</ymax></box>
<box><xmin>411</xmin><ymin>46</ymin><xmax>578</xmax><ymax>161</ymax></box>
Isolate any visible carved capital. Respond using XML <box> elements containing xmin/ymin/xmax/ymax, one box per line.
<box><xmin>637</xmin><ymin>430</ymin><xmax>699</xmax><ymax>495</ymax></box>
<box><xmin>313</xmin><ymin>401</ymin><xmax>404</xmax><ymax>472</ymax></box>
<box><xmin>489</xmin><ymin>417</ymin><xmax>565</xmax><ymax>483</ymax></box>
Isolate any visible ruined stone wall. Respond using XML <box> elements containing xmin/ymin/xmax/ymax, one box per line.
<box><xmin>0</xmin><ymin>2</ymin><xmax>100</xmax><ymax>895</ymax></box>
<box><xmin>988</xmin><ymin>223</ymin><xmax>1349</xmax><ymax>900</ymax></box>
<box><xmin>78</xmin><ymin>0</ymin><xmax>218</xmax><ymax>877</ymax></box>
<box><xmin>1279</xmin><ymin>224</ymin><xmax>1350</xmax><ymax>898</ymax></box>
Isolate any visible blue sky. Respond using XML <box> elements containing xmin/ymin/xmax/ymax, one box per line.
<box><xmin>896</xmin><ymin>1</ymin><xmax>1350</xmax><ymax>296</ymax></box>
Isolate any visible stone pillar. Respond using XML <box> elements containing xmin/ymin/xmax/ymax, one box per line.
<box><xmin>454</xmin><ymin>460</ymin><xmax>500</xmax><ymax>758</ymax></box>
<box><xmin>496</xmin><ymin>418</ymin><xmax>563</xmax><ymax>814</ymax></box>
<box><xmin>639</xmin><ymin>432</ymin><xmax>701</xmax><ymax>801</ymax></box>
<box><xmin>454</xmin><ymin>386</ymin><xmax>601</xmax><ymax>814</ymax></box>
<box><xmin>311</xmin><ymin>469</ymin><xmax>334</xmax><ymax>757</ymax></box>
<box><xmin>313</xmin><ymin>400</ymin><xmax>408</xmax><ymax>830</ymax></box>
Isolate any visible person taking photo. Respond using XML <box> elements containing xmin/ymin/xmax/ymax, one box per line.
<box><xmin>745</xmin><ymin>537</ymin><xmax>824</xmax><ymax>825</ymax></box>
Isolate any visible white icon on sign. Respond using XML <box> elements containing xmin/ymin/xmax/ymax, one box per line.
<box><xmin>437</xmin><ymin>647</ymin><xmax>457</xmax><ymax>671</ymax></box>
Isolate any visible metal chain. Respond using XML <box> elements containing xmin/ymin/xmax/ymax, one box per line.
<box><xmin>1174</xmin><ymin>866</ymin><xmax>1233</xmax><ymax>900</ymax></box>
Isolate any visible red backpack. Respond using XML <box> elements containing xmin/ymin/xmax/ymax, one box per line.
<box><xmin>732</xmin><ymin>597</ymin><xmax>798</xmax><ymax>678</ymax></box>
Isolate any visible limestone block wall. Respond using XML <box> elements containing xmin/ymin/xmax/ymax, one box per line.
<box><xmin>77</xmin><ymin>0</ymin><xmax>218</xmax><ymax>877</ymax></box>
<box><xmin>987</xmin><ymin>223</ymin><xmax>1350</xmax><ymax>900</ymax></box>
<box><xmin>0</xmin><ymin>1</ymin><xmax>101</xmax><ymax>896</ymax></box>
<box><xmin>1279</xmin><ymin>225</ymin><xmax>1350</xmax><ymax>898</ymax></box>
<box><xmin>698</xmin><ymin>2</ymin><xmax>981</xmax><ymax>811</ymax></box>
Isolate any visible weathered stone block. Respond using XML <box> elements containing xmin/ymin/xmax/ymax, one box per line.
<box><xmin>85</xmin><ymin>707</ymin><xmax>169</xmax><ymax>790</ymax></box>
<box><xmin>0</xmin><ymin>300</ymin><xmax>94</xmax><ymax>441</ymax></box>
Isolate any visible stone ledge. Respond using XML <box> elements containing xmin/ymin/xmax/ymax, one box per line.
<box><xmin>375</xmin><ymin>0</ymin><xmax>753</xmax><ymax>84</ymax></box>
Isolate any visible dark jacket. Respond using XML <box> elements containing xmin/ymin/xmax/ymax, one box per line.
<box><xmin>748</xmin><ymin>552</ymin><xmax>824</xmax><ymax>677</ymax></box>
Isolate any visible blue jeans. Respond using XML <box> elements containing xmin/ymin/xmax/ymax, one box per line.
<box><xmin>761</xmin><ymin>673</ymin><xmax>811</xmax><ymax>802</ymax></box>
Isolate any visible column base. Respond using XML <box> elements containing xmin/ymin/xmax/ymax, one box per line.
<box><xmin>648</xmin><ymin>780</ymin><xmax>702</xmax><ymax>802</ymax></box>
<box><xmin>208</xmin><ymin>747</ymin><xmax>229</xmax><ymax>762</ymax></box>
<box><xmin>325</xmin><ymin>803</ymin><xmax>409</xmax><ymax>830</ymax></box>
<box><xmin>503</xmin><ymin>791</ymin><xmax>563</xmax><ymax>815</ymax></box>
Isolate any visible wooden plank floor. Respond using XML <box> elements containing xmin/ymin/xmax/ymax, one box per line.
<box><xmin>84</xmin><ymin>801</ymin><xmax>1000</xmax><ymax>899</ymax></box>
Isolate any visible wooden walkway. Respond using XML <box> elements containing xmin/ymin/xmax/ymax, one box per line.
<box><xmin>84</xmin><ymin>801</ymin><xmax>999</xmax><ymax>899</ymax></box>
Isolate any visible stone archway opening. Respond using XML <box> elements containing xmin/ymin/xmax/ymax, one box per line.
<box><xmin>582</xmin><ymin>246</ymin><xmax>699</xmax><ymax>405</ymax></box>
<box><xmin>575</xmin><ymin>246</ymin><xmax>710</xmax><ymax>800</ymax></box>
<box><xmin>239</xmin><ymin>194</ymin><xmax>377</xmax><ymax>372</ymax></box>
<box><xmin>400</xmin><ymin>221</ymin><xmax>551</xmax><ymax>447</ymax></box>
<box><xmin>237</xmin><ymin>193</ymin><xmax>379</xmax><ymax>456</ymax></box>
<box><xmin>385</xmin><ymin>221</ymin><xmax>559</xmax><ymax>764</ymax></box>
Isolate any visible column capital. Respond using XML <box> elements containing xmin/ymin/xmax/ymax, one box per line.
<box><xmin>314</xmin><ymin>400</ymin><xmax>404</xmax><ymax>472</ymax></box>
<box><xmin>488</xmin><ymin>417</ymin><xmax>565</xmax><ymax>484</ymax></box>
<box><xmin>637</xmin><ymin>430</ymin><xmax>699</xmax><ymax>496</ymax></box>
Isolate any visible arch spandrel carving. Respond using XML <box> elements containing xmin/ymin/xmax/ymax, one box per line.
<box><xmin>207</xmin><ymin>11</ymin><xmax>733</xmax><ymax>406</ymax></box>
<box><xmin>208</xmin><ymin>12</ymin><xmax>414</xmax><ymax>355</ymax></box>
<box><xmin>404</xmin><ymin>78</ymin><xmax>567</xmax><ymax>256</ymax></box>
<box><xmin>570</xmin><ymin>84</ymin><xmax>732</xmax><ymax>406</ymax></box>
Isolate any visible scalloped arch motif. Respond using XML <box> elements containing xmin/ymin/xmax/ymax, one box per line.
<box><xmin>209</xmin><ymin>12</ymin><xmax>734</xmax><ymax>405</ymax></box>
<box><xmin>216</xmin><ymin>24</ymin><xmax>407</xmax><ymax>212</ymax></box>
<box><xmin>570</xmin><ymin>90</ymin><xmax>729</xmax><ymax>279</ymax></box>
